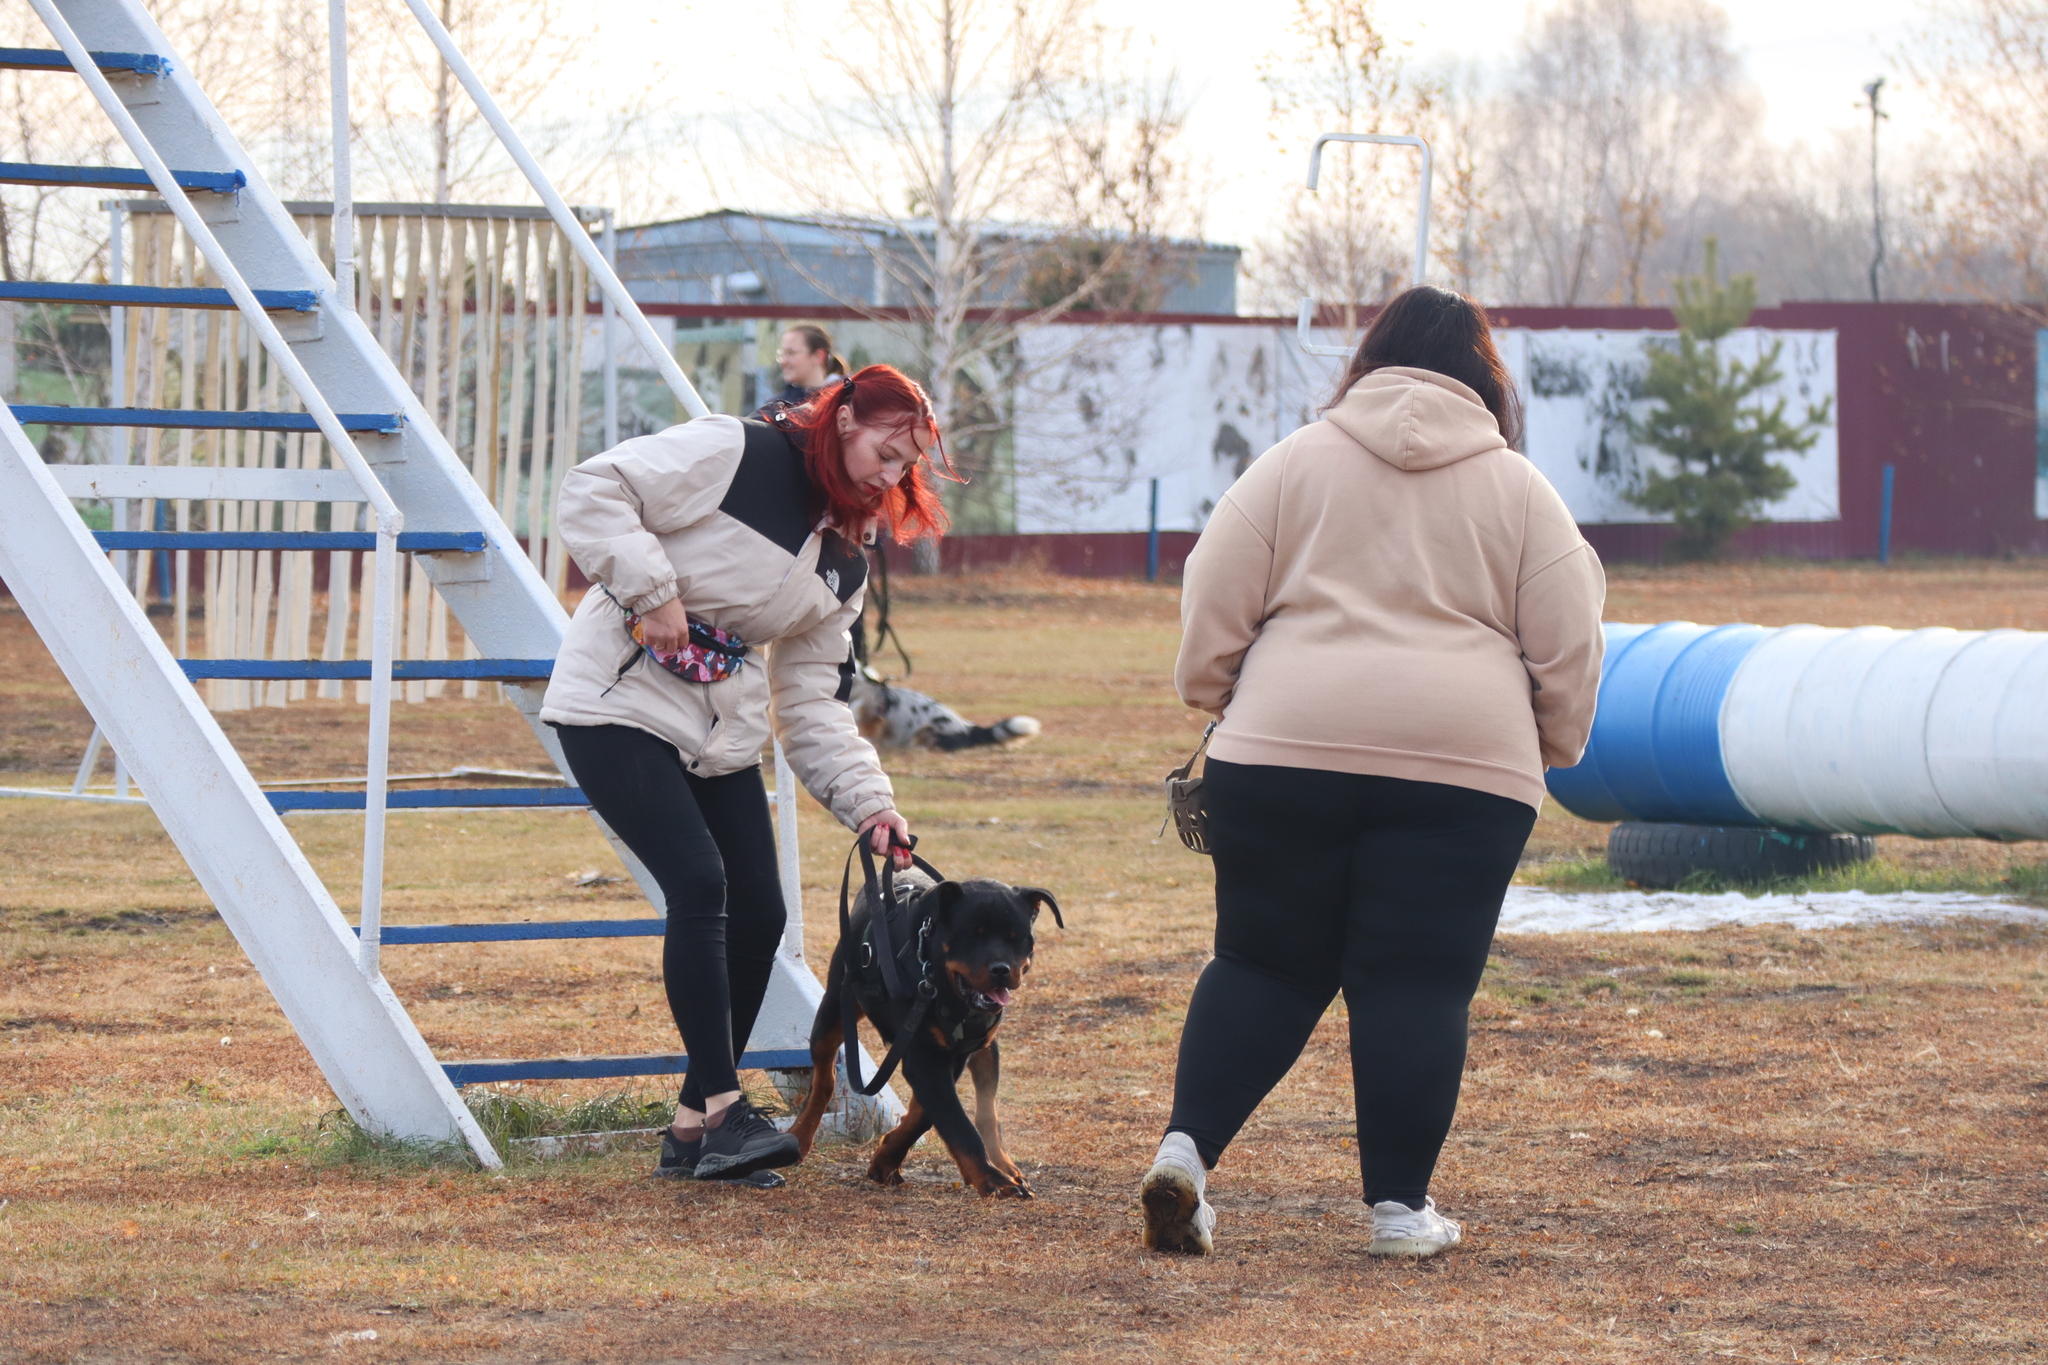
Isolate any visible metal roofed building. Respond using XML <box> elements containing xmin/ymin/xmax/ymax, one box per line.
<box><xmin>614</xmin><ymin>209</ymin><xmax>1242</xmax><ymax>315</ymax></box>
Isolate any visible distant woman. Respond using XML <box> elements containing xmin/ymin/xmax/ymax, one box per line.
<box><xmin>1142</xmin><ymin>287</ymin><xmax>1606</xmax><ymax>1258</ymax></box>
<box><xmin>762</xmin><ymin>323</ymin><xmax>848</xmax><ymax>413</ymax></box>
<box><xmin>543</xmin><ymin>365</ymin><xmax>949</xmax><ymax>1184</ymax></box>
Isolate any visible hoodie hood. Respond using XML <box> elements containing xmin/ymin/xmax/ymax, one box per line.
<box><xmin>1324</xmin><ymin>366</ymin><xmax>1507</xmax><ymax>472</ymax></box>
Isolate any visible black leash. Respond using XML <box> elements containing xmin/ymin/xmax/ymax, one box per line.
<box><xmin>837</xmin><ymin>832</ymin><xmax>947</xmax><ymax>1096</ymax></box>
<box><xmin>860</xmin><ymin>544</ymin><xmax>914</xmax><ymax>677</ymax></box>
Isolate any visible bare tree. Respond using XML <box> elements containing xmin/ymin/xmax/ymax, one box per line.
<box><xmin>1421</xmin><ymin>60</ymin><xmax>1500</xmax><ymax>299</ymax></box>
<box><xmin>1906</xmin><ymin>0</ymin><xmax>2048</xmax><ymax>317</ymax></box>
<box><xmin>1246</xmin><ymin>0</ymin><xmax>1434</xmax><ymax>321</ymax></box>
<box><xmin>768</xmin><ymin>0</ymin><xmax>1196</xmax><ymax>541</ymax></box>
<box><xmin>1496</xmin><ymin>0</ymin><xmax>1760</xmax><ymax>305</ymax></box>
<box><xmin>344</xmin><ymin>0</ymin><xmax>606</xmax><ymax>205</ymax></box>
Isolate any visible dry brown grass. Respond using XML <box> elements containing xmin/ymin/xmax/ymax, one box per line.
<box><xmin>3</xmin><ymin>560</ymin><xmax>2048</xmax><ymax>1363</ymax></box>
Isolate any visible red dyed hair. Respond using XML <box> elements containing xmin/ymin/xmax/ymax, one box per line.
<box><xmin>781</xmin><ymin>363</ymin><xmax>957</xmax><ymax>544</ymax></box>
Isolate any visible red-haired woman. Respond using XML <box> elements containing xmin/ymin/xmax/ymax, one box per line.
<box><xmin>542</xmin><ymin>365</ymin><xmax>950</xmax><ymax>1184</ymax></box>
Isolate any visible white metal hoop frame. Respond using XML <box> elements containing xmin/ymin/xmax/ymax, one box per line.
<box><xmin>1295</xmin><ymin>131</ymin><xmax>1434</xmax><ymax>359</ymax></box>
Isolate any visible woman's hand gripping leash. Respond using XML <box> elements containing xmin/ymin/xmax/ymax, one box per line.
<box><xmin>857</xmin><ymin>810</ymin><xmax>914</xmax><ymax>870</ymax></box>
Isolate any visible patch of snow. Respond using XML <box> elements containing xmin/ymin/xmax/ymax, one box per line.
<box><xmin>1499</xmin><ymin>887</ymin><xmax>2048</xmax><ymax>935</ymax></box>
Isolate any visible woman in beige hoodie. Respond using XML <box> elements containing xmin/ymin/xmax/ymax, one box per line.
<box><xmin>1140</xmin><ymin>288</ymin><xmax>1606</xmax><ymax>1259</ymax></box>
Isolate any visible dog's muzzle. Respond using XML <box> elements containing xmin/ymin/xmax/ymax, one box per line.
<box><xmin>953</xmin><ymin>971</ymin><xmax>1013</xmax><ymax>1012</ymax></box>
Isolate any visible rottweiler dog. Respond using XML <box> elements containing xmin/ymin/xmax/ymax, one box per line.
<box><xmin>790</xmin><ymin>868</ymin><xmax>1060</xmax><ymax>1197</ymax></box>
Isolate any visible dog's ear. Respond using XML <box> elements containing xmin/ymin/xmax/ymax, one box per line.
<box><xmin>1014</xmin><ymin>886</ymin><xmax>1063</xmax><ymax>928</ymax></box>
<box><xmin>927</xmin><ymin>880</ymin><xmax>967</xmax><ymax>917</ymax></box>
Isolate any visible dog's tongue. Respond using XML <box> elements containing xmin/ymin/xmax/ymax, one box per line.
<box><xmin>985</xmin><ymin>988</ymin><xmax>1013</xmax><ymax>1009</ymax></box>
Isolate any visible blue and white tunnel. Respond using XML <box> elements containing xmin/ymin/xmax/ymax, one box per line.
<box><xmin>1545</xmin><ymin>623</ymin><xmax>2048</xmax><ymax>841</ymax></box>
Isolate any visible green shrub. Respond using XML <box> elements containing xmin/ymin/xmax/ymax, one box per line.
<box><xmin>1624</xmin><ymin>240</ymin><xmax>1832</xmax><ymax>560</ymax></box>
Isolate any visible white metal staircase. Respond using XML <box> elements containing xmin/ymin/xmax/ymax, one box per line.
<box><xmin>0</xmin><ymin>0</ymin><xmax>890</xmax><ymax>1167</ymax></box>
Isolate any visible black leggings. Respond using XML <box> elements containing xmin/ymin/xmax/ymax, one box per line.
<box><xmin>1166</xmin><ymin>759</ymin><xmax>1535</xmax><ymax>1207</ymax></box>
<box><xmin>550</xmin><ymin>723</ymin><xmax>787</xmax><ymax>1109</ymax></box>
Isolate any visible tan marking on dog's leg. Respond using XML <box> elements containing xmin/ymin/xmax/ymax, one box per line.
<box><xmin>866</xmin><ymin>1097</ymin><xmax>929</xmax><ymax>1186</ymax></box>
<box><xmin>948</xmin><ymin>1142</ymin><xmax>1026</xmax><ymax>1198</ymax></box>
<box><xmin>966</xmin><ymin>1048</ymin><xmax>1026</xmax><ymax>1188</ymax></box>
<box><xmin>789</xmin><ymin>1018</ymin><xmax>845</xmax><ymax>1158</ymax></box>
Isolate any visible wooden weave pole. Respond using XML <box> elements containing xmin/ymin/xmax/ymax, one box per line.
<box><xmin>502</xmin><ymin>218</ymin><xmax>529</xmax><ymax>538</ymax></box>
<box><xmin>115</xmin><ymin>205</ymin><xmax>607</xmax><ymax>715</ymax></box>
<box><xmin>524</xmin><ymin>226</ymin><xmax>553</xmax><ymax>578</ymax></box>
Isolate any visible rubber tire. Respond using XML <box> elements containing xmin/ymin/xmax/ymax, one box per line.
<box><xmin>1606</xmin><ymin>822</ymin><xmax>1876</xmax><ymax>890</ymax></box>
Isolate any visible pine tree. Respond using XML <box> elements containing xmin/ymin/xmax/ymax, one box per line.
<box><xmin>1625</xmin><ymin>240</ymin><xmax>1833</xmax><ymax>559</ymax></box>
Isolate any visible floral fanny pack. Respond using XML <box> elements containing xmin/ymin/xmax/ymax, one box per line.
<box><xmin>602</xmin><ymin>586</ymin><xmax>748</xmax><ymax>684</ymax></box>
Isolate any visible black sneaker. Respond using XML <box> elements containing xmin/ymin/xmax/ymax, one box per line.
<box><xmin>693</xmin><ymin>1096</ymin><xmax>800</xmax><ymax>1181</ymax></box>
<box><xmin>655</xmin><ymin>1129</ymin><xmax>701</xmax><ymax>1179</ymax></box>
<box><xmin>656</xmin><ymin>1129</ymin><xmax>788</xmax><ymax>1188</ymax></box>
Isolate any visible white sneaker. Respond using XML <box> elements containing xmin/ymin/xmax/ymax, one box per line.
<box><xmin>1368</xmin><ymin>1197</ymin><xmax>1462</xmax><ymax>1257</ymax></box>
<box><xmin>1140</xmin><ymin>1133</ymin><xmax>1217</xmax><ymax>1255</ymax></box>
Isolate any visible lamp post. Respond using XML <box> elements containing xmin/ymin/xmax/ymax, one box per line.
<box><xmin>1862</xmin><ymin>77</ymin><xmax>1888</xmax><ymax>303</ymax></box>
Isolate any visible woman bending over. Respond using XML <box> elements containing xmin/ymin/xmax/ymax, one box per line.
<box><xmin>543</xmin><ymin>366</ymin><xmax>949</xmax><ymax>1183</ymax></box>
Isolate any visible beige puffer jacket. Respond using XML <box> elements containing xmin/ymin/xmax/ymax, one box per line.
<box><xmin>540</xmin><ymin>414</ymin><xmax>894</xmax><ymax>830</ymax></box>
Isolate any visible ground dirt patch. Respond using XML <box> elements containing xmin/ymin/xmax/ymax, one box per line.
<box><xmin>2</xmin><ymin>563</ymin><xmax>2047</xmax><ymax>1362</ymax></box>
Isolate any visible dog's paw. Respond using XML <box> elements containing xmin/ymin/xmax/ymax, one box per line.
<box><xmin>865</xmin><ymin>1165</ymin><xmax>906</xmax><ymax>1187</ymax></box>
<box><xmin>981</xmin><ymin>1174</ymin><xmax>1032</xmax><ymax>1199</ymax></box>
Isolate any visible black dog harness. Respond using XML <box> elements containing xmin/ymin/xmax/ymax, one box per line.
<box><xmin>837</xmin><ymin>836</ymin><xmax>998</xmax><ymax>1095</ymax></box>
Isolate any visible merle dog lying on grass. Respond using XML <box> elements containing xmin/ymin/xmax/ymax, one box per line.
<box><xmin>789</xmin><ymin>850</ymin><xmax>1061</xmax><ymax>1197</ymax></box>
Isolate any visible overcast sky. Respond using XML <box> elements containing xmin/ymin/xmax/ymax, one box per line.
<box><xmin>598</xmin><ymin>0</ymin><xmax>1937</xmax><ymax>247</ymax></box>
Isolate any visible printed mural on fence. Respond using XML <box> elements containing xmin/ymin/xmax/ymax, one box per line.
<box><xmin>595</xmin><ymin>317</ymin><xmax>1847</xmax><ymax>535</ymax></box>
<box><xmin>2037</xmin><ymin>330</ymin><xmax>2047</xmax><ymax>519</ymax></box>
<box><xmin>1500</xmin><ymin>328</ymin><xmax>1840</xmax><ymax>525</ymax></box>
<box><xmin>1006</xmin><ymin>325</ymin><xmax>1843</xmax><ymax>534</ymax></box>
<box><xmin>1009</xmin><ymin>324</ymin><xmax>1334</xmax><ymax>535</ymax></box>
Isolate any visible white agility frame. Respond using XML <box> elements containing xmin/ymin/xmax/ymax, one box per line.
<box><xmin>30</xmin><ymin>0</ymin><xmax>405</xmax><ymax>979</ymax></box>
<box><xmin>0</xmin><ymin>403</ymin><xmax>495</xmax><ymax>1161</ymax></box>
<box><xmin>1296</xmin><ymin>131</ymin><xmax>1433</xmax><ymax>359</ymax></box>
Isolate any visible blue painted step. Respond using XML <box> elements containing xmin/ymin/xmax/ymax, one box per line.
<box><xmin>95</xmin><ymin>531</ymin><xmax>484</xmax><ymax>552</ymax></box>
<box><xmin>181</xmin><ymin>658</ymin><xmax>552</xmax><ymax>682</ymax></box>
<box><xmin>0</xmin><ymin>282</ymin><xmax>317</xmax><ymax>311</ymax></box>
<box><xmin>441</xmin><ymin>1051</ymin><xmax>814</xmax><ymax>1087</ymax></box>
<box><xmin>0</xmin><ymin>162</ymin><xmax>242</xmax><ymax>192</ymax></box>
<box><xmin>269</xmin><ymin>788</ymin><xmax>588</xmax><ymax>812</ymax></box>
<box><xmin>354</xmin><ymin>919</ymin><xmax>663</xmax><ymax>945</ymax></box>
<box><xmin>0</xmin><ymin>47</ymin><xmax>169</xmax><ymax>76</ymax></box>
<box><xmin>19</xmin><ymin>406</ymin><xmax>400</xmax><ymax>432</ymax></box>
